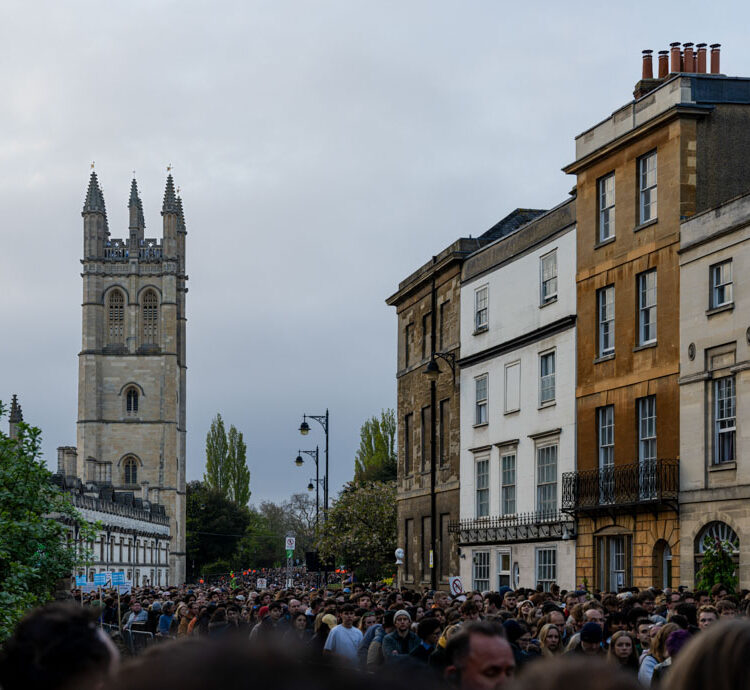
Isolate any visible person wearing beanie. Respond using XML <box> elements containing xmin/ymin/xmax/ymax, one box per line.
<box><xmin>578</xmin><ymin>622</ymin><xmax>605</xmax><ymax>656</ymax></box>
<box><xmin>382</xmin><ymin>609</ymin><xmax>419</xmax><ymax>662</ymax></box>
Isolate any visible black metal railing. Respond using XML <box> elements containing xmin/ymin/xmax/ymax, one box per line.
<box><xmin>448</xmin><ymin>511</ymin><xmax>575</xmax><ymax>545</ymax></box>
<box><xmin>562</xmin><ymin>459</ymin><xmax>678</xmax><ymax>512</ymax></box>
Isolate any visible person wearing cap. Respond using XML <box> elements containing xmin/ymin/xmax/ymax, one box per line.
<box><xmin>576</xmin><ymin>622</ymin><xmax>605</xmax><ymax>656</ymax></box>
<box><xmin>382</xmin><ymin>609</ymin><xmax>420</xmax><ymax>662</ymax></box>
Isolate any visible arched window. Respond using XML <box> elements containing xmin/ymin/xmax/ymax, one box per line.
<box><xmin>123</xmin><ymin>457</ymin><xmax>138</xmax><ymax>485</ymax></box>
<box><xmin>107</xmin><ymin>290</ymin><xmax>125</xmax><ymax>344</ymax></box>
<box><xmin>141</xmin><ymin>290</ymin><xmax>159</xmax><ymax>345</ymax></box>
<box><xmin>126</xmin><ymin>388</ymin><xmax>139</xmax><ymax>413</ymax></box>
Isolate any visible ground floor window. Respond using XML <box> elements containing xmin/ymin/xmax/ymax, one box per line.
<box><xmin>694</xmin><ymin>521</ymin><xmax>739</xmax><ymax>581</ymax></box>
<box><xmin>497</xmin><ymin>550</ymin><xmax>511</xmax><ymax>589</ymax></box>
<box><xmin>596</xmin><ymin>534</ymin><xmax>632</xmax><ymax>591</ymax></box>
<box><xmin>536</xmin><ymin>548</ymin><xmax>557</xmax><ymax>591</ymax></box>
<box><xmin>653</xmin><ymin>540</ymin><xmax>672</xmax><ymax>589</ymax></box>
<box><xmin>473</xmin><ymin>551</ymin><xmax>490</xmax><ymax>591</ymax></box>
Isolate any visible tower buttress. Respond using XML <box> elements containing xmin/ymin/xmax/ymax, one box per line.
<box><xmin>128</xmin><ymin>178</ymin><xmax>146</xmax><ymax>250</ymax></box>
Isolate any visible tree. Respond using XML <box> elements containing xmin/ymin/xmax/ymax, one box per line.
<box><xmin>316</xmin><ymin>480</ymin><xmax>396</xmax><ymax>580</ymax></box>
<box><xmin>204</xmin><ymin>414</ymin><xmax>229</xmax><ymax>498</ymax></box>
<box><xmin>186</xmin><ymin>481</ymin><xmax>252</xmax><ymax>578</ymax></box>
<box><xmin>353</xmin><ymin>409</ymin><xmax>397</xmax><ymax>484</ymax></box>
<box><xmin>226</xmin><ymin>425</ymin><xmax>251</xmax><ymax>506</ymax></box>
<box><xmin>695</xmin><ymin>535</ymin><xmax>738</xmax><ymax>593</ymax></box>
<box><xmin>0</xmin><ymin>405</ymin><xmax>95</xmax><ymax>643</ymax></box>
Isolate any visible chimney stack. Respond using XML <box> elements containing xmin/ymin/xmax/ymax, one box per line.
<box><xmin>670</xmin><ymin>42</ymin><xmax>682</xmax><ymax>72</ymax></box>
<box><xmin>642</xmin><ymin>50</ymin><xmax>654</xmax><ymax>79</ymax></box>
<box><xmin>684</xmin><ymin>43</ymin><xmax>694</xmax><ymax>71</ymax></box>
<box><xmin>658</xmin><ymin>51</ymin><xmax>669</xmax><ymax>78</ymax></box>
<box><xmin>696</xmin><ymin>44</ymin><xmax>707</xmax><ymax>73</ymax></box>
<box><xmin>710</xmin><ymin>43</ymin><xmax>721</xmax><ymax>74</ymax></box>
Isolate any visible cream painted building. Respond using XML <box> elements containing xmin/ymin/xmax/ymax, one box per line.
<box><xmin>57</xmin><ymin>171</ymin><xmax>188</xmax><ymax>584</ymax></box>
<box><xmin>679</xmin><ymin>191</ymin><xmax>750</xmax><ymax>589</ymax></box>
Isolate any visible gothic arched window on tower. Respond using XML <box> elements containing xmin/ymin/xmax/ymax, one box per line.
<box><xmin>126</xmin><ymin>388</ymin><xmax>139</xmax><ymax>414</ymax></box>
<box><xmin>123</xmin><ymin>457</ymin><xmax>138</xmax><ymax>485</ymax></box>
<box><xmin>107</xmin><ymin>290</ymin><xmax>125</xmax><ymax>344</ymax></box>
<box><xmin>141</xmin><ymin>290</ymin><xmax>159</xmax><ymax>345</ymax></box>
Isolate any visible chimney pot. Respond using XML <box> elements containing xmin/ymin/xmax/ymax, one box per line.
<box><xmin>696</xmin><ymin>43</ymin><xmax>707</xmax><ymax>73</ymax></box>
<box><xmin>710</xmin><ymin>43</ymin><xmax>721</xmax><ymax>74</ymax></box>
<box><xmin>683</xmin><ymin>42</ymin><xmax>695</xmax><ymax>72</ymax></box>
<box><xmin>658</xmin><ymin>51</ymin><xmax>669</xmax><ymax>78</ymax></box>
<box><xmin>670</xmin><ymin>42</ymin><xmax>682</xmax><ymax>73</ymax></box>
<box><xmin>642</xmin><ymin>49</ymin><xmax>654</xmax><ymax>80</ymax></box>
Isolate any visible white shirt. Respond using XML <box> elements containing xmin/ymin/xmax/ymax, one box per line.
<box><xmin>324</xmin><ymin>624</ymin><xmax>363</xmax><ymax>662</ymax></box>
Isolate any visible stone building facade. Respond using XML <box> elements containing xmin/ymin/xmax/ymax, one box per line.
<box><xmin>386</xmin><ymin>210</ymin><xmax>543</xmax><ymax>588</ymax></box>
<box><xmin>563</xmin><ymin>47</ymin><xmax>750</xmax><ymax>590</ymax></box>
<box><xmin>454</xmin><ymin>199</ymin><xmax>578</xmax><ymax>591</ymax></box>
<box><xmin>679</xmin><ymin>192</ymin><xmax>750</xmax><ymax>589</ymax></box>
<box><xmin>57</xmin><ymin>171</ymin><xmax>188</xmax><ymax>584</ymax></box>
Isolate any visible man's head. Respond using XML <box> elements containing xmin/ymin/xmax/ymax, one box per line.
<box><xmin>268</xmin><ymin>602</ymin><xmax>283</xmax><ymax>620</ymax></box>
<box><xmin>717</xmin><ymin>599</ymin><xmax>737</xmax><ymax>619</ymax></box>
<box><xmin>484</xmin><ymin>593</ymin><xmax>503</xmax><ymax>614</ymax></box>
<box><xmin>666</xmin><ymin>592</ymin><xmax>682</xmax><ymax>611</ymax></box>
<box><xmin>434</xmin><ymin>591</ymin><xmax>451</xmax><ymax>609</ymax></box>
<box><xmin>583</xmin><ymin>608</ymin><xmax>605</xmax><ymax>629</ymax></box>
<box><xmin>546</xmin><ymin>609</ymin><xmax>565</xmax><ymax>629</ymax></box>
<box><xmin>131</xmin><ymin>601</ymin><xmax>142</xmax><ymax>614</ymax></box>
<box><xmin>502</xmin><ymin>592</ymin><xmax>517</xmax><ymax>611</ymax></box>
<box><xmin>287</xmin><ymin>599</ymin><xmax>301</xmax><ymax>615</ymax></box>
<box><xmin>417</xmin><ymin>618</ymin><xmax>442</xmax><ymax>647</ymax></box>
<box><xmin>393</xmin><ymin>609</ymin><xmax>411</xmax><ymax>634</ymax></box>
<box><xmin>697</xmin><ymin>605</ymin><xmax>718</xmax><ymax>630</ymax></box>
<box><xmin>579</xmin><ymin>622</ymin><xmax>603</xmax><ymax>655</ymax></box>
<box><xmin>341</xmin><ymin>604</ymin><xmax>356</xmax><ymax>627</ymax></box>
<box><xmin>445</xmin><ymin>622</ymin><xmax>515</xmax><ymax>690</ymax></box>
<box><xmin>358</xmin><ymin>594</ymin><xmax>372</xmax><ymax>609</ymax></box>
<box><xmin>636</xmin><ymin>619</ymin><xmax>652</xmax><ymax>649</ymax></box>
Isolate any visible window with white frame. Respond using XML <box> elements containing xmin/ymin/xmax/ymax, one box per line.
<box><xmin>638</xmin><ymin>270</ymin><xmax>657</xmax><ymax>345</ymax></box>
<box><xmin>710</xmin><ymin>261</ymin><xmax>733</xmax><ymax>309</ymax></box>
<box><xmin>473</xmin><ymin>551</ymin><xmax>490</xmax><ymax>591</ymax></box>
<box><xmin>540</xmin><ymin>250</ymin><xmax>558</xmax><ymax>305</ymax></box>
<box><xmin>476</xmin><ymin>458</ymin><xmax>489</xmax><ymax>518</ymax></box>
<box><xmin>598</xmin><ymin>286</ymin><xmax>615</xmax><ymax>357</ymax></box>
<box><xmin>539</xmin><ymin>351</ymin><xmax>556</xmax><ymax>405</ymax></box>
<box><xmin>475</xmin><ymin>286</ymin><xmax>489</xmax><ymax>332</ymax></box>
<box><xmin>504</xmin><ymin>361</ymin><xmax>521</xmax><ymax>414</ymax></box>
<box><xmin>715</xmin><ymin>376</ymin><xmax>736</xmax><ymax>464</ymax></box>
<box><xmin>598</xmin><ymin>405</ymin><xmax>615</xmax><ymax>503</ymax></box>
<box><xmin>536</xmin><ymin>548</ymin><xmax>557</xmax><ymax>591</ymax></box>
<box><xmin>501</xmin><ymin>453</ymin><xmax>516</xmax><ymax>515</ymax></box>
<box><xmin>638</xmin><ymin>396</ymin><xmax>657</xmax><ymax>463</ymax></box>
<box><xmin>497</xmin><ymin>550</ymin><xmax>511</xmax><ymax>589</ymax></box>
<box><xmin>639</xmin><ymin>151</ymin><xmax>657</xmax><ymax>224</ymax></box>
<box><xmin>536</xmin><ymin>445</ymin><xmax>558</xmax><ymax>515</ymax></box>
<box><xmin>598</xmin><ymin>173</ymin><xmax>615</xmax><ymax>242</ymax></box>
<box><xmin>475</xmin><ymin>375</ymin><xmax>488</xmax><ymax>425</ymax></box>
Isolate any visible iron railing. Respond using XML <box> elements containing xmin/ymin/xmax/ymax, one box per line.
<box><xmin>449</xmin><ymin>511</ymin><xmax>575</xmax><ymax>545</ymax></box>
<box><xmin>562</xmin><ymin>459</ymin><xmax>678</xmax><ymax>512</ymax></box>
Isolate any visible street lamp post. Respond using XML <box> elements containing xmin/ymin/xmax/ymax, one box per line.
<box><xmin>299</xmin><ymin>410</ymin><xmax>329</xmax><ymax>520</ymax></box>
<box><xmin>295</xmin><ymin>446</ymin><xmax>321</xmax><ymax>529</ymax></box>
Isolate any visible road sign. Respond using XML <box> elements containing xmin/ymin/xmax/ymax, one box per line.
<box><xmin>285</xmin><ymin>537</ymin><xmax>296</xmax><ymax>550</ymax></box>
<box><xmin>449</xmin><ymin>576</ymin><xmax>464</xmax><ymax>597</ymax></box>
<box><xmin>111</xmin><ymin>571</ymin><xmax>126</xmax><ymax>586</ymax></box>
<box><xmin>256</xmin><ymin>578</ymin><xmax>267</xmax><ymax>589</ymax></box>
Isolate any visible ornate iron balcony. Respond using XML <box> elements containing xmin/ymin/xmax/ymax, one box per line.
<box><xmin>561</xmin><ymin>459</ymin><xmax>678</xmax><ymax>514</ymax></box>
<box><xmin>449</xmin><ymin>511</ymin><xmax>575</xmax><ymax>545</ymax></box>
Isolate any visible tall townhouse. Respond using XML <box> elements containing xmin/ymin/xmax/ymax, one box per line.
<box><xmin>679</xmin><ymin>193</ymin><xmax>750</xmax><ymax>589</ymax></box>
<box><xmin>454</xmin><ymin>199</ymin><xmax>577</xmax><ymax>591</ymax></box>
<box><xmin>387</xmin><ymin>209</ymin><xmax>543</xmax><ymax>589</ymax></box>
<box><xmin>562</xmin><ymin>44</ymin><xmax>750</xmax><ymax>590</ymax></box>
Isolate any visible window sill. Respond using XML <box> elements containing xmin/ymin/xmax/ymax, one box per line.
<box><xmin>504</xmin><ymin>409</ymin><xmax>520</xmax><ymax>416</ymax></box>
<box><xmin>634</xmin><ymin>218</ymin><xmax>658</xmax><ymax>233</ymax></box>
<box><xmin>473</xmin><ymin>326</ymin><xmax>489</xmax><ymax>336</ymax></box>
<box><xmin>706</xmin><ymin>303</ymin><xmax>734</xmax><ymax>317</ymax></box>
<box><xmin>709</xmin><ymin>461</ymin><xmax>736</xmax><ymax>472</ymax></box>
<box><xmin>633</xmin><ymin>342</ymin><xmax>657</xmax><ymax>353</ymax></box>
<box><xmin>538</xmin><ymin>401</ymin><xmax>556</xmax><ymax>410</ymax></box>
<box><xmin>594</xmin><ymin>353</ymin><xmax>615</xmax><ymax>364</ymax></box>
<box><xmin>595</xmin><ymin>236</ymin><xmax>616</xmax><ymax>249</ymax></box>
<box><xmin>539</xmin><ymin>297</ymin><xmax>558</xmax><ymax>309</ymax></box>
<box><xmin>473</xmin><ymin>422</ymin><xmax>489</xmax><ymax>429</ymax></box>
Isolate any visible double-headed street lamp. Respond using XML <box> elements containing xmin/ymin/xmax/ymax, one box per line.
<box><xmin>298</xmin><ymin>410</ymin><xmax>329</xmax><ymax>520</ymax></box>
<box><xmin>294</xmin><ymin>446</ymin><xmax>323</xmax><ymax>529</ymax></box>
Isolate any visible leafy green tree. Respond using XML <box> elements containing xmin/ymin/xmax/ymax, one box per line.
<box><xmin>0</xmin><ymin>405</ymin><xmax>95</xmax><ymax>643</ymax></box>
<box><xmin>353</xmin><ymin>409</ymin><xmax>397</xmax><ymax>484</ymax></box>
<box><xmin>696</xmin><ymin>535</ymin><xmax>738</xmax><ymax>593</ymax></box>
<box><xmin>316</xmin><ymin>480</ymin><xmax>396</xmax><ymax>580</ymax></box>
<box><xmin>226</xmin><ymin>425</ymin><xmax>251</xmax><ymax>506</ymax></box>
<box><xmin>186</xmin><ymin>481</ymin><xmax>252</xmax><ymax>578</ymax></box>
<box><xmin>204</xmin><ymin>414</ymin><xmax>229</xmax><ymax>498</ymax></box>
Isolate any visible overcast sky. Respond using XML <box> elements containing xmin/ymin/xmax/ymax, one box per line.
<box><xmin>1</xmin><ymin>1</ymin><xmax>748</xmax><ymax>504</ymax></box>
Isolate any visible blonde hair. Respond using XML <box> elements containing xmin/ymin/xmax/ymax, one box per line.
<box><xmin>538</xmin><ymin>623</ymin><xmax>561</xmax><ymax>656</ymax></box>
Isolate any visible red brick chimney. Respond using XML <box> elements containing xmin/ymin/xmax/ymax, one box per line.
<box><xmin>642</xmin><ymin>50</ymin><xmax>654</xmax><ymax>79</ymax></box>
<box><xmin>696</xmin><ymin>44</ymin><xmax>707</xmax><ymax>73</ymax></box>
<box><xmin>684</xmin><ymin>43</ymin><xmax>695</xmax><ymax>72</ymax></box>
<box><xmin>658</xmin><ymin>51</ymin><xmax>669</xmax><ymax>78</ymax></box>
<box><xmin>710</xmin><ymin>44</ymin><xmax>721</xmax><ymax>74</ymax></box>
<box><xmin>670</xmin><ymin>42</ymin><xmax>681</xmax><ymax>72</ymax></box>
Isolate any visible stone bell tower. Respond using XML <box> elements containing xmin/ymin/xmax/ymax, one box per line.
<box><xmin>76</xmin><ymin>171</ymin><xmax>188</xmax><ymax>583</ymax></box>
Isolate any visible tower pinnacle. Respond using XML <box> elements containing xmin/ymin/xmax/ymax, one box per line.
<box><xmin>9</xmin><ymin>394</ymin><xmax>23</xmax><ymax>424</ymax></box>
<box><xmin>161</xmin><ymin>174</ymin><xmax>179</xmax><ymax>215</ymax></box>
<box><xmin>82</xmin><ymin>172</ymin><xmax>106</xmax><ymax>215</ymax></box>
<box><xmin>129</xmin><ymin>178</ymin><xmax>146</xmax><ymax>230</ymax></box>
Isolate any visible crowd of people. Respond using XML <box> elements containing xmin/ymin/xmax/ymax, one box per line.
<box><xmin>1</xmin><ymin>574</ymin><xmax>749</xmax><ymax>690</ymax></box>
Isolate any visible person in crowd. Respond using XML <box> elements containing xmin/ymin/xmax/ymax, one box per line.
<box><xmin>444</xmin><ymin>621</ymin><xmax>515</xmax><ymax>690</ymax></box>
<box><xmin>366</xmin><ymin>610</ymin><xmax>395</xmax><ymax>669</ymax></box>
<box><xmin>284</xmin><ymin>610</ymin><xmax>312</xmax><ymax>644</ymax></box>
<box><xmin>124</xmin><ymin>599</ymin><xmax>149</xmax><ymax>630</ymax></box>
<box><xmin>651</xmin><ymin>629</ymin><xmax>692</xmax><ymax>687</ymax></box>
<box><xmin>323</xmin><ymin>604</ymin><xmax>362</xmax><ymax>663</ymax></box>
<box><xmin>538</xmin><ymin>623</ymin><xmax>562</xmax><ymax>656</ymax></box>
<box><xmin>716</xmin><ymin>599</ymin><xmax>737</xmax><ymax>619</ymax></box>
<box><xmin>311</xmin><ymin>612</ymin><xmax>337</xmax><ymax>655</ymax></box>
<box><xmin>638</xmin><ymin>622</ymin><xmax>678</xmax><ymax>687</ymax></box>
<box><xmin>607</xmin><ymin>631</ymin><xmax>638</xmax><ymax>674</ymax></box>
<box><xmin>410</xmin><ymin>617</ymin><xmax>442</xmax><ymax>663</ymax></box>
<box><xmin>382</xmin><ymin>609</ymin><xmax>419</xmax><ymax>661</ymax></box>
<box><xmin>575</xmin><ymin>622</ymin><xmax>605</xmax><ymax>657</ymax></box>
<box><xmin>697</xmin><ymin>605</ymin><xmax>718</xmax><ymax>630</ymax></box>
<box><xmin>509</xmin><ymin>657</ymin><xmax>641</xmax><ymax>690</ymax></box>
<box><xmin>634</xmin><ymin>618</ymin><xmax>652</xmax><ymax>658</ymax></box>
